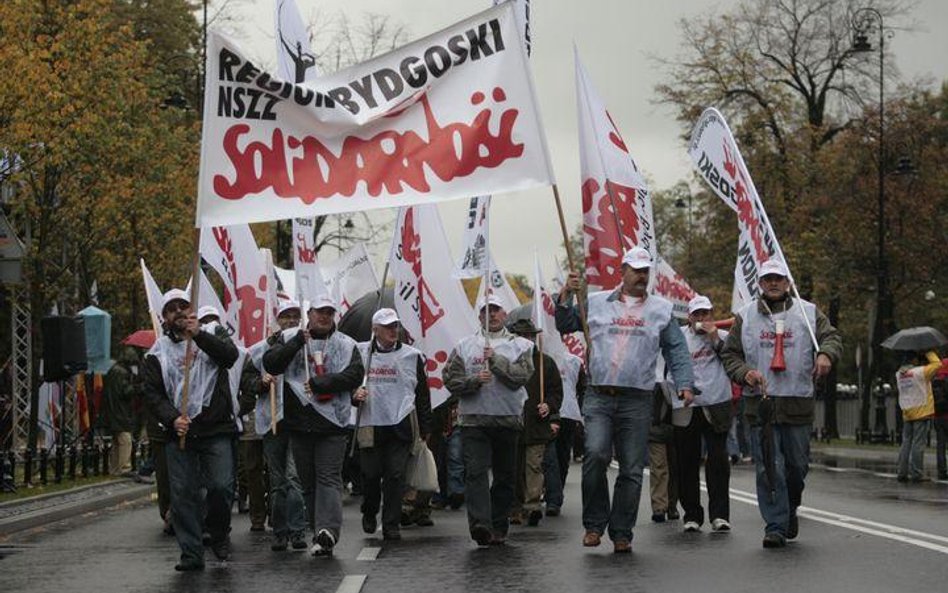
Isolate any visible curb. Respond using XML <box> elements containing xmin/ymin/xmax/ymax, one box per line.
<box><xmin>0</xmin><ymin>482</ymin><xmax>154</xmax><ymax>538</ymax></box>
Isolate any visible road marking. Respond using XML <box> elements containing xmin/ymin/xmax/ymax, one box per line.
<box><xmin>357</xmin><ymin>546</ymin><xmax>381</xmax><ymax>561</ymax></box>
<box><xmin>723</xmin><ymin>484</ymin><xmax>948</xmax><ymax>555</ymax></box>
<box><xmin>336</xmin><ymin>574</ymin><xmax>367</xmax><ymax>593</ymax></box>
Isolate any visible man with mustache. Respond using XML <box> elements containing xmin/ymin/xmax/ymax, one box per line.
<box><xmin>556</xmin><ymin>247</ymin><xmax>694</xmax><ymax>554</ymax></box>
<box><xmin>142</xmin><ymin>289</ymin><xmax>240</xmax><ymax>571</ymax></box>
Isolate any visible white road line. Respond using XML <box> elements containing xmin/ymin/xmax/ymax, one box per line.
<box><xmin>356</xmin><ymin>546</ymin><xmax>381</xmax><ymax>561</ymax></box>
<box><xmin>336</xmin><ymin>574</ymin><xmax>367</xmax><ymax>593</ymax></box>
<box><xmin>722</xmin><ymin>484</ymin><xmax>948</xmax><ymax>555</ymax></box>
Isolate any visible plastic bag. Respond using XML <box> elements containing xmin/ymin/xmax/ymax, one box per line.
<box><xmin>405</xmin><ymin>441</ymin><xmax>439</xmax><ymax>492</ymax></box>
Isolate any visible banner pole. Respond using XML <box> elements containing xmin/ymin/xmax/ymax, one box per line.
<box><xmin>178</xmin><ymin>228</ymin><xmax>202</xmax><ymax>450</ymax></box>
<box><xmin>538</xmin><ymin>332</ymin><xmax>545</xmax><ymax>405</ymax></box>
<box><xmin>550</xmin><ymin>183</ymin><xmax>592</xmax><ymax>363</ymax></box>
<box><xmin>263</xmin><ymin>249</ymin><xmax>277</xmax><ymax>436</ymax></box>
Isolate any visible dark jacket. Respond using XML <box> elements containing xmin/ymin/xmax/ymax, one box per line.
<box><xmin>721</xmin><ymin>294</ymin><xmax>842</xmax><ymax>425</ymax></box>
<box><xmin>102</xmin><ymin>362</ymin><xmax>137</xmax><ymax>433</ymax></box>
<box><xmin>522</xmin><ymin>348</ymin><xmax>564</xmax><ymax>445</ymax></box>
<box><xmin>649</xmin><ymin>385</ymin><xmax>674</xmax><ymax>443</ymax></box>
<box><xmin>142</xmin><ymin>325</ymin><xmax>240</xmax><ymax>440</ymax></box>
<box><xmin>262</xmin><ymin>326</ymin><xmax>363</xmax><ymax>435</ymax></box>
<box><xmin>359</xmin><ymin>340</ymin><xmax>433</xmax><ymax>443</ymax></box>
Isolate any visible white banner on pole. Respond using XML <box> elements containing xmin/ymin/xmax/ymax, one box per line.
<box><xmin>292</xmin><ymin>217</ymin><xmax>329</xmax><ymax>304</ymax></box>
<box><xmin>390</xmin><ymin>205</ymin><xmax>479</xmax><ymax>408</ymax></box>
<box><xmin>322</xmin><ymin>242</ymin><xmax>380</xmax><ymax>315</ymax></box>
<box><xmin>275</xmin><ymin>0</ymin><xmax>321</xmax><ymax>84</ymax></box>
<box><xmin>455</xmin><ymin>195</ymin><xmax>491</xmax><ymax>279</ymax></box>
<box><xmin>654</xmin><ymin>255</ymin><xmax>697</xmax><ymax>320</ymax></box>
<box><xmin>196</xmin><ymin>3</ymin><xmax>553</xmax><ymax>227</ymax></box>
<box><xmin>140</xmin><ymin>258</ymin><xmax>165</xmax><ymax>334</ymax></box>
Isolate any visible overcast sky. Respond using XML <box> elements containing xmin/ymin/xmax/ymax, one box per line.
<box><xmin>227</xmin><ymin>0</ymin><xmax>948</xmax><ymax>281</ymax></box>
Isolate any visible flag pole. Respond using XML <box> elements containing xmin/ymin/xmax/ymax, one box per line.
<box><xmin>550</xmin><ymin>184</ymin><xmax>592</xmax><ymax>362</ymax></box>
<box><xmin>482</xmin><ymin>205</ymin><xmax>491</xmax><ymax>343</ymax></box>
<box><xmin>178</xmin><ymin>228</ymin><xmax>202</xmax><ymax>450</ymax></box>
<box><xmin>263</xmin><ymin>249</ymin><xmax>277</xmax><ymax>436</ymax></box>
<box><xmin>538</xmin><ymin>332</ymin><xmax>545</xmax><ymax>405</ymax></box>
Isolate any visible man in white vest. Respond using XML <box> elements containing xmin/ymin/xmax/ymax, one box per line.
<box><xmin>239</xmin><ymin>300</ymin><xmax>308</xmax><ymax>552</ymax></box>
<box><xmin>142</xmin><ymin>289</ymin><xmax>240</xmax><ymax>571</ymax></box>
<box><xmin>263</xmin><ymin>294</ymin><xmax>364</xmax><ymax>557</ymax></box>
<box><xmin>721</xmin><ymin>259</ymin><xmax>841</xmax><ymax>549</ymax></box>
<box><xmin>675</xmin><ymin>295</ymin><xmax>734</xmax><ymax>534</ymax></box>
<box><xmin>444</xmin><ymin>295</ymin><xmax>535</xmax><ymax>547</ymax></box>
<box><xmin>555</xmin><ymin>247</ymin><xmax>694</xmax><ymax>554</ymax></box>
<box><xmin>353</xmin><ymin>308</ymin><xmax>432</xmax><ymax>541</ymax></box>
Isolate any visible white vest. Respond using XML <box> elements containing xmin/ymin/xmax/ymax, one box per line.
<box><xmin>249</xmin><ymin>339</ymin><xmax>284</xmax><ymax>435</ymax></box>
<box><xmin>456</xmin><ymin>333</ymin><xmax>532</xmax><ymax>417</ymax></box>
<box><xmin>558</xmin><ymin>353</ymin><xmax>584</xmax><ymax>423</ymax></box>
<box><xmin>148</xmin><ymin>331</ymin><xmax>220</xmax><ymax>420</ymax></box>
<box><xmin>896</xmin><ymin>365</ymin><xmax>931</xmax><ymax>412</ymax></box>
<box><xmin>684</xmin><ymin>327</ymin><xmax>732</xmax><ymax>407</ymax></box>
<box><xmin>587</xmin><ymin>291</ymin><xmax>674</xmax><ymax>390</ymax></box>
<box><xmin>739</xmin><ymin>299</ymin><xmax>817</xmax><ymax>398</ymax></box>
<box><xmin>283</xmin><ymin>328</ymin><xmax>357</xmax><ymax>428</ymax></box>
<box><xmin>357</xmin><ymin>342</ymin><xmax>420</xmax><ymax>427</ymax></box>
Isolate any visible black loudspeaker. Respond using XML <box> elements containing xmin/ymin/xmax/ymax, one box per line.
<box><xmin>42</xmin><ymin>316</ymin><xmax>88</xmax><ymax>382</ymax></box>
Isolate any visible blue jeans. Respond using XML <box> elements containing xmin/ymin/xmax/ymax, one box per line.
<box><xmin>446</xmin><ymin>429</ymin><xmax>465</xmax><ymax>496</ymax></box>
<box><xmin>165</xmin><ymin>433</ymin><xmax>235</xmax><ymax>563</ymax></box>
<box><xmin>897</xmin><ymin>419</ymin><xmax>931</xmax><ymax>480</ymax></box>
<box><xmin>582</xmin><ymin>388</ymin><xmax>652</xmax><ymax>541</ymax></box>
<box><xmin>263</xmin><ymin>431</ymin><xmax>307</xmax><ymax>538</ymax></box>
<box><xmin>749</xmin><ymin>423</ymin><xmax>810</xmax><ymax>536</ymax></box>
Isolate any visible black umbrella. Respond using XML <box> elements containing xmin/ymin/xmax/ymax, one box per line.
<box><xmin>757</xmin><ymin>391</ymin><xmax>777</xmax><ymax>504</ymax></box>
<box><xmin>881</xmin><ymin>326</ymin><xmax>948</xmax><ymax>352</ymax></box>
<box><xmin>337</xmin><ymin>287</ymin><xmax>412</xmax><ymax>343</ymax></box>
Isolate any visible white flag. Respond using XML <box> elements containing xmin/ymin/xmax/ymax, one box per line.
<box><xmin>197</xmin><ymin>3</ymin><xmax>553</xmax><ymax>226</ymax></box>
<box><xmin>493</xmin><ymin>0</ymin><xmax>530</xmax><ymax>56</ymax></box>
<box><xmin>322</xmin><ymin>242</ymin><xmax>380</xmax><ymax>314</ymax></box>
<box><xmin>455</xmin><ymin>195</ymin><xmax>491</xmax><ymax>279</ymax></box>
<box><xmin>575</xmin><ymin>49</ymin><xmax>656</xmax><ymax>292</ymax></box>
<box><xmin>140</xmin><ymin>258</ymin><xmax>164</xmax><ymax>334</ymax></box>
<box><xmin>688</xmin><ymin>107</ymin><xmax>786</xmax><ymax>304</ymax></box>
<box><xmin>275</xmin><ymin>0</ymin><xmax>321</xmax><ymax>84</ymax></box>
<box><xmin>653</xmin><ymin>255</ymin><xmax>697</xmax><ymax>320</ymax></box>
<box><xmin>390</xmin><ymin>205</ymin><xmax>479</xmax><ymax>408</ymax></box>
<box><xmin>486</xmin><ymin>253</ymin><xmax>521</xmax><ymax>311</ymax></box>
<box><xmin>292</xmin><ymin>217</ymin><xmax>329</xmax><ymax>304</ymax></box>
<box><xmin>200</xmin><ymin>225</ymin><xmax>271</xmax><ymax>347</ymax></box>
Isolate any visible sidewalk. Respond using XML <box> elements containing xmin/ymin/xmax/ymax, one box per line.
<box><xmin>810</xmin><ymin>440</ymin><xmax>943</xmax><ymax>479</ymax></box>
<box><xmin>0</xmin><ymin>478</ymin><xmax>153</xmax><ymax>538</ymax></box>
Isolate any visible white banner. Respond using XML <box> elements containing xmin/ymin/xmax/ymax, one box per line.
<box><xmin>140</xmin><ymin>258</ymin><xmax>164</xmax><ymax>333</ymax></box>
<box><xmin>654</xmin><ymin>255</ymin><xmax>697</xmax><ymax>320</ymax></box>
<box><xmin>390</xmin><ymin>205</ymin><xmax>479</xmax><ymax>408</ymax></box>
<box><xmin>493</xmin><ymin>0</ymin><xmax>530</xmax><ymax>56</ymax></box>
<box><xmin>196</xmin><ymin>3</ymin><xmax>553</xmax><ymax>227</ymax></box>
<box><xmin>275</xmin><ymin>0</ymin><xmax>321</xmax><ymax>84</ymax></box>
<box><xmin>575</xmin><ymin>50</ymin><xmax>656</xmax><ymax>291</ymax></box>
<box><xmin>455</xmin><ymin>195</ymin><xmax>491</xmax><ymax>279</ymax></box>
<box><xmin>532</xmin><ymin>252</ymin><xmax>568</xmax><ymax>362</ymax></box>
<box><xmin>485</xmin><ymin>253</ymin><xmax>521</xmax><ymax>311</ymax></box>
<box><xmin>292</xmin><ymin>217</ymin><xmax>329</xmax><ymax>303</ymax></box>
<box><xmin>323</xmin><ymin>242</ymin><xmax>380</xmax><ymax>314</ymax></box>
<box><xmin>200</xmin><ymin>225</ymin><xmax>270</xmax><ymax>347</ymax></box>
<box><xmin>688</xmin><ymin>107</ymin><xmax>785</xmax><ymax>305</ymax></box>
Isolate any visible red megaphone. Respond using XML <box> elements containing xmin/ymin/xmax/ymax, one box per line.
<box><xmin>312</xmin><ymin>350</ymin><xmax>333</xmax><ymax>402</ymax></box>
<box><xmin>770</xmin><ymin>319</ymin><xmax>787</xmax><ymax>372</ymax></box>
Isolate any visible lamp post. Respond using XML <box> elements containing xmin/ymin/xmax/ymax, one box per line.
<box><xmin>852</xmin><ymin>7</ymin><xmax>894</xmax><ymax>438</ymax></box>
<box><xmin>674</xmin><ymin>193</ymin><xmax>693</xmax><ymax>266</ymax></box>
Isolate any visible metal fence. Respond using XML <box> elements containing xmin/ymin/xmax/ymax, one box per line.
<box><xmin>0</xmin><ymin>441</ymin><xmax>153</xmax><ymax>493</ymax></box>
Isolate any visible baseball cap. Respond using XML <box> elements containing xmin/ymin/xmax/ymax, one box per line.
<box><xmin>161</xmin><ymin>288</ymin><xmax>190</xmax><ymax>313</ymax></box>
<box><xmin>759</xmin><ymin>259</ymin><xmax>789</xmax><ymax>278</ymax></box>
<box><xmin>621</xmin><ymin>247</ymin><xmax>652</xmax><ymax>270</ymax></box>
<box><xmin>476</xmin><ymin>294</ymin><xmax>505</xmax><ymax>313</ymax></box>
<box><xmin>372</xmin><ymin>308</ymin><xmax>400</xmax><ymax>326</ymax></box>
<box><xmin>277</xmin><ymin>299</ymin><xmax>301</xmax><ymax>317</ymax></box>
<box><xmin>308</xmin><ymin>294</ymin><xmax>337</xmax><ymax>312</ymax></box>
<box><xmin>687</xmin><ymin>295</ymin><xmax>713</xmax><ymax>314</ymax></box>
<box><xmin>197</xmin><ymin>305</ymin><xmax>219</xmax><ymax>321</ymax></box>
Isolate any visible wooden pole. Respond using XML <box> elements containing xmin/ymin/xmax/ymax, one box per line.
<box><xmin>263</xmin><ymin>249</ymin><xmax>278</xmax><ymax>436</ymax></box>
<box><xmin>538</xmin><ymin>332</ymin><xmax>545</xmax><ymax>404</ymax></box>
<box><xmin>550</xmin><ymin>184</ymin><xmax>592</xmax><ymax>363</ymax></box>
<box><xmin>178</xmin><ymin>228</ymin><xmax>202</xmax><ymax>450</ymax></box>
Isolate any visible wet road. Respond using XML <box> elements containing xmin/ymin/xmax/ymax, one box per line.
<box><xmin>3</xmin><ymin>462</ymin><xmax>948</xmax><ymax>593</ymax></box>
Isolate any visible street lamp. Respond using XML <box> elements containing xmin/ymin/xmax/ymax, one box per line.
<box><xmin>851</xmin><ymin>7</ymin><xmax>894</xmax><ymax>438</ymax></box>
<box><xmin>674</xmin><ymin>194</ymin><xmax>693</xmax><ymax>265</ymax></box>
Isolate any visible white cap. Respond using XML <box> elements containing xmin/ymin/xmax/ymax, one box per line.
<box><xmin>197</xmin><ymin>305</ymin><xmax>219</xmax><ymax>321</ymax></box>
<box><xmin>687</xmin><ymin>295</ymin><xmax>713</xmax><ymax>314</ymax></box>
<box><xmin>476</xmin><ymin>294</ymin><xmax>505</xmax><ymax>313</ymax></box>
<box><xmin>161</xmin><ymin>288</ymin><xmax>190</xmax><ymax>311</ymax></box>
<box><xmin>308</xmin><ymin>294</ymin><xmax>337</xmax><ymax>311</ymax></box>
<box><xmin>621</xmin><ymin>247</ymin><xmax>652</xmax><ymax>269</ymax></box>
<box><xmin>277</xmin><ymin>299</ymin><xmax>301</xmax><ymax>317</ymax></box>
<box><xmin>759</xmin><ymin>259</ymin><xmax>789</xmax><ymax>278</ymax></box>
<box><xmin>372</xmin><ymin>308</ymin><xmax>399</xmax><ymax>326</ymax></box>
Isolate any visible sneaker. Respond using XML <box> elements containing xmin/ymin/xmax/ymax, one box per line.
<box><xmin>613</xmin><ymin>539</ymin><xmax>632</xmax><ymax>554</ymax></box>
<box><xmin>271</xmin><ymin>535</ymin><xmax>288</xmax><ymax>552</ymax></box>
<box><xmin>651</xmin><ymin>512</ymin><xmax>667</xmax><ymax>523</ymax></box>
<box><xmin>683</xmin><ymin>521</ymin><xmax>701</xmax><ymax>533</ymax></box>
<box><xmin>362</xmin><ymin>513</ymin><xmax>377</xmax><ymax>534</ymax></box>
<box><xmin>762</xmin><ymin>532</ymin><xmax>786</xmax><ymax>548</ymax></box>
<box><xmin>383</xmin><ymin>529</ymin><xmax>401</xmax><ymax>541</ymax></box>
<box><xmin>471</xmin><ymin>524</ymin><xmax>493</xmax><ymax>547</ymax></box>
<box><xmin>527</xmin><ymin>510</ymin><xmax>543</xmax><ymax>527</ymax></box>
<box><xmin>545</xmin><ymin>507</ymin><xmax>560</xmax><ymax>517</ymax></box>
<box><xmin>174</xmin><ymin>558</ymin><xmax>205</xmax><ymax>572</ymax></box>
<box><xmin>711</xmin><ymin>518</ymin><xmax>731</xmax><ymax>532</ymax></box>
<box><xmin>210</xmin><ymin>538</ymin><xmax>231</xmax><ymax>561</ymax></box>
<box><xmin>316</xmin><ymin>529</ymin><xmax>336</xmax><ymax>552</ymax></box>
<box><xmin>787</xmin><ymin>513</ymin><xmax>799</xmax><ymax>540</ymax></box>
<box><xmin>582</xmin><ymin>530</ymin><xmax>601</xmax><ymax>547</ymax></box>
<box><xmin>290</xmin><ymin>532</ymin><xmax>308</xmax><ymax>550</ymax></box>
